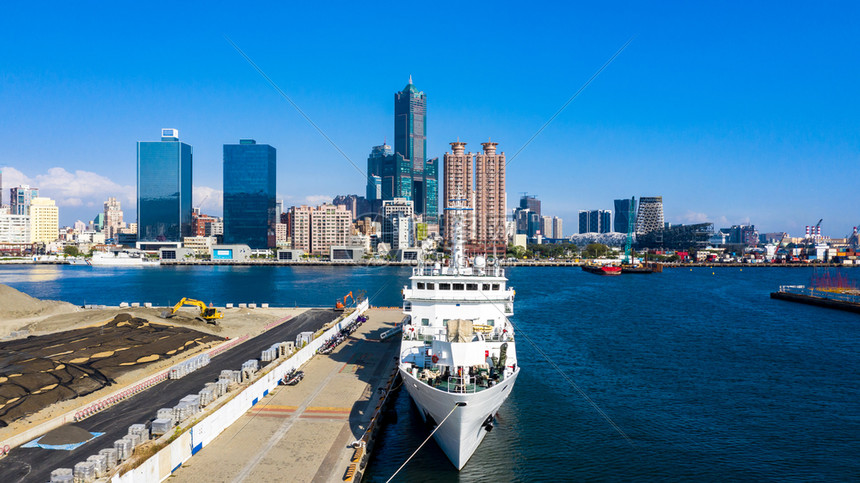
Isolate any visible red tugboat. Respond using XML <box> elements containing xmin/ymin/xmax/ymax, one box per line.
<box><xmin>581</xmin><ymin>263</ymin><xmax>623</xmax><ymax>276</ymax></box>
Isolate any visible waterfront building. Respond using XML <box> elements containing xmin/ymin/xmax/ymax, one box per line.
<box><xmin>382</xmin><ymin>198</ymin><xmax>414</xmax><ymax>246</ymax></box>
<box><xmin>552</xmin><ymin>216</ymin><xmax>563</xmax><ymax>239</ymax></box>
<box><xmin>104</xmin><ymin>197</ymin><xmax>124</xmax><ymax>240</ymax></box>
<box><xmin>137</xmin><ymin>128</ymin><xmax>192</xmax><ymax>244</ymax></box>
<box><xmin>635</xmin><ymin>196</ymin><xmax>664</xmax><ymax>235</ymax></box>
<box><xmin>29</xmin><ymin>197</ymin><xmax>59</xmax><ymax>243</ymax></box>
<box><xmin>601</xmin><ymin>211</ymin><xmax>611</xmax><ymax>234</ymax></box>
<box><xmin>182</xmin><ymin>235</ymin><xmax>216</xmax><ymax>255</ymax></box>
<box><xmin>10</xmin><ymin>185</ymin><xmax>39</xmax><ymax>216</ymax></box>
<box><xmin>289</xmin><ymin>204</ymin><xmax>351</xmax><ymax>256</ymax></box>
<box><xmin>223</xmin><ymin>139</ymin><xmax>277</xmax><ymax>249</ymax></box>
<box><xmin>579</xmin><ymin>211</ymin><xmax>588</xmax><ymax>234</ymax></box>
<box><xmin>0</xmin><ymin>213</ymin><xmax>30</xmax><ymax>243</ymax></box>
<box><xmin>638</xmin><ymin>223</ymin><xmax>713</xmax><ymax>250</ymax></box>
<box><xmin>474</xmin><ymin>142</ymin><xmax>506</xmax><ymax>253</ymax></box>
<box><xmin>614</xmin><ymin>198</ymin><xmax>635</xmax><ymax>234</ymax></box>
<box><xmin>443</xmin><ymin>141</ymin><xmax>474</xmax><ymax>242</ymax></box>
<box><xmin>579</xmin><ymin>209</ymin><xmax>611</xmax><ymax>234</ymax></box>
<box><xmin>390</xmin><ymin>212</ymin><xmax>414</xmax><ymax>250</ymax></box>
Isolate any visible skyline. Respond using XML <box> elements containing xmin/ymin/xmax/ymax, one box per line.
<box><xmin>1</xmin><ymin>2</ymin><xmax>858</xmax><ymax>236</ymax></box>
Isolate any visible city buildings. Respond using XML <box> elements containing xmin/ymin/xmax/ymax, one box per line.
<box><xmin>541</xmin><ymin>216</ymin><xmax>553</xmax><ymax>238</ymax></box>
<box><xmin>443</xmin><ymin>141</ymin><xmax>474</xmax><ymax>241</ymax></box>
<box><xmin>0</xmin><ymin>212</ymin><xmax>30</xmax><ymax>243</ymax></box>
<box><xmin>552</xmin><ymin>216</ymin><xmax>563</xmax><ymax>239</ymax></box>
<box><xmin>579</xmin><ymin>210</ymin><xmax>611</xmax><ymax>233</ymax></box>
<box><xmin>382</xmin><ymin>198</ymin><xmax>414</xmax><ymax>247</ymax></box>
<box><xmin>223</xmin><ymin>139</ymin><xmax>277</xmax><ymax>249</ymax></box>
<box><xmin>366</xmin><ymin>144</ymin><xmax>391</xmax><ymax>202</ymax></box>
<box><xmin>520</xmin><ymin>194</ymin><xmax>541</xmax><ymax>216</ymax></box>
<box><xmin>10</xmin><ymin>185</ymin><xmax>39</xmax><ymax>215</ymax></box>
<box><xmin>332</xmin><ymin>194</ymin><xmax>371</xmax><ymax>221</ymax></box>
<box><xmin>288</xmin><ymin>204</ymin><xmax>351</xmax><ymax>256</ymax></box>
<box><xmin>136</xmin><ymin>128</ymin><xmax>192</xmax><ymax>245</ymax></box>
<box><xmin>29</xmin><ymin>197</ymin><xmax>59</xmax><ymax>243</ymax></box>
<box><xmin>104</xmin><ymin>197</ymin><xmax>124</xmax><ymax>240</ymax></box>
<box><xmin>635</xmin><ymin>196</ymin><xmax>664</xmax><ymax>235</ymax></box>
<box><xmin>614</xmin><ymin>198</ymin><xmax>635</xmax><ymax>234</ymax></box>
<box><xmin>474</xmin><ymin>142</ymin><xmax>506</xmax><ymax>253</ymax></box>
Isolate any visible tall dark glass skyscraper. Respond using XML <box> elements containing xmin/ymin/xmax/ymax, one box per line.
<box><xmin>394</xmin><ymin>77</ymin><xmax>438</xmax><ymax>224</ymax></box>
<box><xmin>137</xmin><ymin>129</ymin><xmax>192</xmax><ymax>243</ymax></box>
<box><xmin>223</xmin><ymin>139</ymin><xmax>277</xmax><ymax>249</ymax></box>
<box><xmin>614</xmin><ymin>197</ymin><xmax>635</xmax><ymax>234</ymax></box>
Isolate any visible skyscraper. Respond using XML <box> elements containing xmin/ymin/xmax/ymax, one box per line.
<box><xmin>579</xmin><ymin>210</ymin><xmax>611</xmax><ymax>233</ymax></box>
<box><xmin>474</xmin><ymin>142</ymin><xmax>506</xmax><ymax>253</ymax></box>
<box><xmin>104</xmin><ymin>197</ymin><xmax>124</xmax><ymax>241</ymax></box>
<box><xmin>394</xmin><ymin>78</ymin><xmax>438</xmax><ymax>224</ymax></box>
<box><xmin>636</xmin><ymin>197</ymin><xmax>664</xmax><ymax>235</ymax></box>
<box><xmin>29</xmin><ymin>197</ymin><xmax>58</xmax><ymax>243</ymax></box>
<box><xmin>366</xmin><ymin>144</ymin><xmax>391</xmax><ymax>202</ymax></box>
<box><xmin>10</xmin><ymin>185</ymin><xmax>39</xmax><ymax>215</ymax></box>
<box><xmin>552</xmin><ymin>216</ymin><xmax>563</xmax><ymax>239</ymax></box>
<box><xmin>137</xmin><ymin>128</ymin><xmax>192</xmax><ymax>244</ymax></box>
<box><xmin>520</xmin><ymin>194</ymin><xmax>541</xmax><ymax>217</ymax></box>
<box><xmin>223</xmin><ymin>139</ymin><xmax>277</xmax><ymax>249</ymax></box>
<box><xmin>443</xmin><ymin>142</ymin><xmax>474</xmax><ymax>242</ymax></box>
<box><xmin>614</xmin><ymin>198</ymin><xmax>635</xmax><ymax>234</ymax></box>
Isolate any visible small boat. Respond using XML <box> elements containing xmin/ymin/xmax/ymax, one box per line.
<box><xmin>581</xmin><ymin>264</ymin><xmax>622</xmax><ymax>276</ymax></box>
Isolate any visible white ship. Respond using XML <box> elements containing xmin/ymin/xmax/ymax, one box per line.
<box><xmin>398</xmin><ymin>206</ymin><xmax>518</xmax><ymax>470</ymax></box>
<box><xmin>89</xmin><ymin>250</ymin><xmax>160</xmax><ymax>267</ymax></box>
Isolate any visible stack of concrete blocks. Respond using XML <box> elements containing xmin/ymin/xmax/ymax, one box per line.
<box><xmin>73</xmin><ymin>461</ymin><xmax>96</xmax><ymax>482</ymax></box>
<box><xmin>219</xmin><ymin>369</ymin><xmax>240</xmax><ymax>391</ymax></box>
<box><xmin>150</xmin><ymin>418</ymin><xmax>173</xmax><ymax>437</ymax></box>
<box><xmin>113</xmin><ymin>438</ymin><xmax>133</xmax><ymax>461</ymax></box>
<box><xmin>261</xmin><ymin>345</ymin><xmax>278</xmax><ymax>362</ymax></box>
<box><xmin>296</xmin><ymin>331</ymin><xmax>314</xmax><ymax>348</ymax></box>
<box><xmin>241</xmin><ymin>359</ymin><xmax>258</xmax><ymax>382</ymax></box>
<box><xmin>279</xmin><ymin>341</ymin><xmax>295</xmax><ymax>357</ymax></box>
<box><xmin>249</xmin><ymin>303</ymin><xmax>257</xmax><ymax>309</ymax></box>
<box><xmin>226</xmin><ymin>303</ymin><xmax>234</xmax><ymax>309</ymax></box>
<box><xmin>157</xmin><ymin>408</ymin><xmax>176</xmax><ymax>426</ymax></box>
<box><xmin>98</xmin><ymin>447</ymin><xmax>118</xmax><ymax>471</ymax></box>
<box><xmin>131</xmin><ymin>303</ymin><xmax>140</xmax><ymax>308</ymax></box>
<box><xmin>169</xmin><ymin>353</ymin><xmax>211</xmax><ymax>380</ymax></box>
<box><xmin>198</xmin><ymin>386</ymin><xmax>216</xmax><ymax>406</ymax></box>
<box><xmin>86</xmin><ymin>454</ymin><xmax>108</xmax><ymax>478</ymax></box>
<box><xmin>238</xmin><ymin>303</ymin><xmax>247</xmax><ymax>308</ymax></box>
<box><xmin>128</xmin><ymin>423</ymin><xmax>150</xmax><ymax>442</ymax></box>
<box><xmin>113</xmin><ymin>439</ymin><xmax>132</xmax><ymax>461</ymax></box>
<box><xmin>125</xmin><ymin>432</ymin><xmax>142</xmax><ymax>448</ymax></box>
<box><xmin>261</xmin><ymin>303</ymin><xmax>269</xmax><ymax>308</ymax></box>
<box><xmin>50</xmin><ymin>468</ymin><xmax>74</xmax><ymax>483</ymax></box>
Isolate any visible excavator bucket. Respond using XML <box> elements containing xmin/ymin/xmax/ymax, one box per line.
<box><xmin>160</xmin><ymin>310</ymin><xmax>175</xmax><ymax>319</ymax></box>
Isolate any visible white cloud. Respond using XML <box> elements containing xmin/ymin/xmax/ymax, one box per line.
<box><xmin>193</xmin><ymin>186</ymin><xmax>223</xmax><ymax>213</ymax></box>
<box><xmin>303</xmin><ymin>194</ymin><xmax>333</xmax><ymax>206</ymax></box>
<box><xmin>2</xmin><ymin>166</ymin><xmax>135</xmax><ymax>211</ymax></box>
<box><xmin>680</xmin><ymin>211</ymin><xmax>710</xmax><ymax>223</ymax></box>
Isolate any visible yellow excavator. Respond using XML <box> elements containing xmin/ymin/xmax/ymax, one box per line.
<box><xmin>334</xmin><ymin>291</ymin><xmax>355</xmax><ymax>311</ymax></box>
<box><xmin>160</xmin><ymin>298</ymin><xmax>222</xmax><ymax>324</ymax></box>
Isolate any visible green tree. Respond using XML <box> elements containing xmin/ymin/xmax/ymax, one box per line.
<box><xmin>582</xmin><ymin>243</ymin><xmax>609</xmax><ymax>259</ymax></box>
<box><xmin>63</xmin><ymin>246</ymin><xmax>80</xmax><ymax>257</ymax></box>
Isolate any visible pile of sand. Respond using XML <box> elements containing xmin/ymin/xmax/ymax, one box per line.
<box><xmin>39</xmin><ymin>424</ymin><xmax>93</xmax><ymax>445</ymax></box>
<box><xmin>0</xmin><ymin>284</ymin><xmax>78</xmax><ymax>319</ymax></box>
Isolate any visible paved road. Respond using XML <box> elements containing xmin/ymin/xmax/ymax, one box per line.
<box><xmin>0</xmin><ymin>309</ymin><xmax>339</xmax><ymax>483</ymax></box>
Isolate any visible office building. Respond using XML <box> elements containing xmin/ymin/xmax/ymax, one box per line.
<box><xmin>614</xmin><ymin>198</ymin><xmax>635</xmax><ymax>234</ymax></box>
<box><xmin>474</xmin><ymin>142</ymin><xmax>506</xmax><ymax>253</ymax></box>
<box><xmin>367</xmin><ymin>144</ymin><xmax>412</xmax><ymax>202</ymax></box>
<box><xmin>579</xmin><ymin>210</ymin><xmax>611</xmax><ymax>234</ymax></box>
<box><xmin>552</xmin><ymin>216</ymin><xmax>563</xmax><ymax>239</ymax></box>
<box><xmin>541</xmin><ymin>216</ymin><xmax>553</xmax><ymax>238</ymax></box>
<box><xmin>390</xmin><ymin>212</ymin><xmax>414</xmax><ymax>250</ymax></box>
<box><xmin>10</xmin><ymin>185</ymin><xmax>39</xmax><ymax>216</ymax></box>
<box><xmin>29</xmin><ymin>197</ymin><xmax>58</xmax><ymax>243</ymax></box>
<box><xmin>223</xmin><ymin>139</ymin><xmax>277</xmax><ymax>249</ymax></box>
<box><xmin>382</xmin><ymin>198</ymin><xmax>414</xmax><ymax>246</ymax></box>
<box><xmin>366</xmin><ymin>144</ymin><xmax>391</xmax><ymax>201</ymax></box>
<box><xmin>92</xmin><ymin>213</ymin><xmax>105</xmax><ymax>232</ymax></box>
<box><xmin>520</xmin><ymin>194</ymin><xmax>541</xmax><ymax>217</ymax></box>
<box><xmin>333</xmin><ymin>194</ymin><xmax>371</xmax><ymax>221</ymax></box>
<box><xmin>104</xmin><ymin>197</ymin><xmax>124</xmax><ymax>240</ymax></box>
<box><xmin>394</xmin><ymin>78</ymin><xmax>438</xmax><ymax>224</ymax></box>
<box><xmin>635</xmin><ymin>196</ymin><xmax>664</xmax><ymax>235</ymax></box>
<box><xmin>137</xmin><ymin>128</ymin><xmax>192</xmax><ymax>244</ymax></box>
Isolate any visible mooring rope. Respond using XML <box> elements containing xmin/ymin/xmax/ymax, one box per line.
<box><xmin>386</xmin><ymin>402</ymin><xmax>463</xmax><ymax>482</ymax></box>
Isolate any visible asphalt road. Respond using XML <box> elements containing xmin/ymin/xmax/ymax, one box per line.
<box><xmin>0</xmin><ymin>309</ymin><xmax>339</xmax><ymax>483</ymax></box>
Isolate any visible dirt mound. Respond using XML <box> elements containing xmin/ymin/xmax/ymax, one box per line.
<box><xmin>39</xmin><ymin>424</ymin><xmax>93</xmax><ymax>445</ymax></box>
<box><xmin>0</xmin><ymin>313</ymin><xmax>223</xmax><ymax>427</ymax></box>
<box><xmin>0</xmin><ymin>284</ymin><xmax>77</xmax><ymax>319</ymax></box>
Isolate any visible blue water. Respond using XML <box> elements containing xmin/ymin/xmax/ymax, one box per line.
<box><xmin>1</xmin><ymin>265</ymin><xmax>857</xmax><ymax>481</ymax></box>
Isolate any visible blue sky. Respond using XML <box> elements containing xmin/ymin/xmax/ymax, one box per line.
<box><xmin>1</xmin><ymin>1</ymin><xmax>858</xmax><ymax>237</ymax></box>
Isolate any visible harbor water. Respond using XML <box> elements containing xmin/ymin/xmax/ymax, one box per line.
<box><xmin>1</xmin><ymin>265</ymin><xmax>857</xmax><ymax>481</ymax></box>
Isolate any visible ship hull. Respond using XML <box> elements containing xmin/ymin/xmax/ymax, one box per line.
<box><xmin>400</xmin><ymin>366</ymin><xmax>519</xmax><ymax>470</ymax></box>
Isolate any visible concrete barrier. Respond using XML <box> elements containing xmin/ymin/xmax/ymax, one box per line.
<box><xmin>107</xmin><ymin>301</ymin><xmax>370</xmax><ymax>483</ymax></box>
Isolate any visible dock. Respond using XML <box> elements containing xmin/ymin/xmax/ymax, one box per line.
<box><xmin>771</xmin><ymin>285</ymin><xmax>860</xmax><ymax>313</ymax></box>
<box><xmin>169</xmin><ymin>308</ymin><xmax>401</xmax><ymax>483</ymax></box>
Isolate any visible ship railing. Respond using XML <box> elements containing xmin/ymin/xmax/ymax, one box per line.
<box><xmin>445</xmin><ymin>375</ymin><xmax>478</xmax><ymax>394</ymax></box>
<box><xmin>779</xmin><ymin>285</ymin><xmax>860</xmax><ymax>303</ymax></box>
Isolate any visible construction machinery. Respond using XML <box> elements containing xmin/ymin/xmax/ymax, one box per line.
<box><xmin>160</xmin><ymin>297</ymin><xmax>222</xmax><ymax>324</ymax></box>
<box><xmin>334</xmin><ymin>291</ymin><xmax>355</xmax><ymax>311</ymax></box>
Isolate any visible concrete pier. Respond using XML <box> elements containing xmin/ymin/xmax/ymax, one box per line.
<box><xmin>170</xmin><ymin>308</ymin><xmax>401</xmax><ymax>483</ymax></box>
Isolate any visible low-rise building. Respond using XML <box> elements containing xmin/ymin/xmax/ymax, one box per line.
<box><xmin>183</xmin><ymin>236</ymin><xmax>216</xmax><ymax>255</ymax></box>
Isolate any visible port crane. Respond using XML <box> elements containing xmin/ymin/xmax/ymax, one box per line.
<box><xmin>160</xmin><ymin>298</ymin><xmax>223</xmax><ymax>324</ymax></box>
